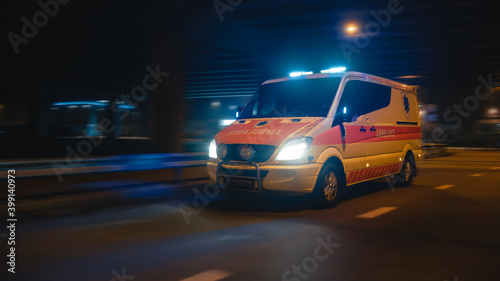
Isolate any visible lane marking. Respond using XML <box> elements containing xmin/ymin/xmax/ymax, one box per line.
<box><xmin>434</xmin><ymin>184</ymin><xmax>455</xmax><ymax>190</ymax></box>
<box><xmin>491</xmin><ymin>167</ymin><xmax>500</xmax><ymax>170</ymax></box>
<box><xmin>470</xmin><ymin>174</ymin><xmax>484</xmax><ymax>177</ymax></box>
<box><xmin>356</xmin><ymin>207</ymin><xmax>398</xmax><ymax>219</ymax></box>
<box><xmin>178</xmin><ymin>270</ymin><xmax>232</xmax><ymax>281</ymax></box>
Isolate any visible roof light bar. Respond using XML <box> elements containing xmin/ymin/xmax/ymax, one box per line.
<box><xmin>289</xmin><ymin>71</ymin><xmax>313</xmax><ymax>77</ymax></box>
<box><xmin>320</xmin><ymin>67</ymin><xmax>347</xmax><ymax>74</ymax></box>
<box><xmin>52</xmin><ymin>101</ymin><xmax>135</xmax><ymax>109</ymax></box>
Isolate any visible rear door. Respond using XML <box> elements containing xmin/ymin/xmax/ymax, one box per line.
<box><xmin>366</xmin><ymin>87</ymin><xmax>420</xmax><ymax>180</ymax></box>
<box><xmin>393</xmin><ymin>90</ymin><xmax>421</xmax><ymax>151</ymax></box>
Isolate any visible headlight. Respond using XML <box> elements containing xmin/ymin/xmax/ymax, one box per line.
<box><xmin>239</xmin><ymin>145</ymin><xmax>255</xmax><ymax>161</ymax></box>
<box><xmin>209</xmin><ymin>138</ymin><xmax>217</xmax><ymax>159</ymax></box>
<box><xmin>276</xmin><ymin>137</ymin><xmax>313</xmax><ymax>161</ymax></box>
<box><xmin>217</xmin><ymin>144</ymin><xmax>228</xmax><ymax>159</ymax></box>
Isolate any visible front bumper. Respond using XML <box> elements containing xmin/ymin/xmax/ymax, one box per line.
<box><xmin>207</xmin><ymin>160</ymin><xmax>323</xmax><ymax>194</ymax></box>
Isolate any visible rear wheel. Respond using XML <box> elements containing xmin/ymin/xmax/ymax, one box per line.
<box><xmin>395</xmin><ymin>152</ymin><xmax>415</xmax><ymax>186</ymax></box>
<box><xmin>312</xmin><ymin>163</ymin><xmax>345</xmax><ymax>208</ymax></box>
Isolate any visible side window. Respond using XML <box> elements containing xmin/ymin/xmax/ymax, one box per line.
<box><xmin>337</xmin><ymin>80</ymin><xmax>391</xmax><ymax>123</ymax></box>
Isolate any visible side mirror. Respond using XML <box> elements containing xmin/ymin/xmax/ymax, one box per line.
<box><xmin>236</xmin><ymin>106</ymin><xmax>244</xmax><ymax>118</ymax></box>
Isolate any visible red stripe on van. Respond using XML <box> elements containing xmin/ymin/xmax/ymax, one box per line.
<box><xmin>380</xmin><ymin>165</ymin><xmax>389</xmax><ymax>176</ymax></box>
<box><xmin>292</xmin><ymin>118</ymin><xmax>324</xmax><ymax>138</ymax></box>
<box><xmin>370</xmin><ymin>166</ymin><xmax>378</xmax><ymax>178</ymax></box>
<box><xmin>376</xmin><ymin>166</ymin><xmax>384</xmax><ymax>177</ymax></box>
<box><xmin>353</xmin><ymin>170</ymin><xmax>363</xmax><ymax>183</ymax></box>
<box><xmin>313</xmin><ymin>126</ymin><xmax>420</xmax><ymax>146</ymax></box>
<box><xmin>384</xmin><ymin>165</ymin><xmax>393</xmax><ymax>176</ymax></box>
<box><xmin>349</xmin><ymin>162</ymin><xmax>406</xmax><ymax>184</ymax></box>
<box><xmin>361</xmin><ymin>169</ymin><xmax>370</xmax><ymax>182</ymax></box>
<box><xmin>378</xmin><ymin>165</ymin><xmax>386</xmax><ymax>177</ymax></box>
<box><xmin>361</xmin><ymin>168</ymin><xmax>371</xmax><ymax>181</ymax></box>
<box><xmin>386</xmin><ymin>165</ymin><xmax>393</xmax><ymax>176</ymax></box>
<box><xmin>387</xmin><ymin>163</ymin><xmax>395</xmax><ymax>174</ymax></box>
<box><xmin>396</xmin><ymin>162</ymin><xmax>403</xmax><ymax>173</ymax></box>
<box><xmin>369</xmin><ymin>166</ymin><xmax>378</xmax><ymax>179</ymax></box>
<box><xmin>347</xmin><ymin>171</ymin><xmax>356</xmax><ymax>185</ymax></box>
<box><xmin>393</xmin><ymin>163</ymin><xmax>400</xmax><ymax>173</ymax></box>
<box><xmin>351</xmin><ymin>170</ymin><xmax>361</xmax><ymax>184</ymax></box>
<box><xmin>349</xmin><ymin>168</ymin><xmax>357</xmax><ymax>184</ymax></box>
<box><xmin>365</xmin><ymin>167</ymin><xmax>374</xmax><ymax>180</ymax></box>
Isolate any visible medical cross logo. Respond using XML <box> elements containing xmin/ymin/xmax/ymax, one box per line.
<box><xmin>403</xmin><ymin>95</ymin><xmax>410</xmax><ymax>113</ymax></box>
<box><xmin>255</xmin><ymin>120</ymin><xmax>270</xmax><ymax>128</ymax></box>
<box><xmin>402</xmin><ymin>93</ymin><xmax>411</xmax><ymax>120</ymax></box>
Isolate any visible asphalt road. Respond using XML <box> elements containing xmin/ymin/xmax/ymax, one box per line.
<box><xmin>3</xmin><ymin>150</ymin><xmax>500</xmax><ymax>281</ymax></box>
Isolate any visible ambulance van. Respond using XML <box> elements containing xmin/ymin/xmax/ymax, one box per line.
<box><xmin>207</xmin><ymin>70</ymin><xmax>422</xmax><ymax>207</ymax></box>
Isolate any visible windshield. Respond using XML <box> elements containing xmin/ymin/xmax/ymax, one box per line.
<box><xmin>239</xmin><ymin>77</ymin><xmax>341</xmax><ymax>119</ymax></box>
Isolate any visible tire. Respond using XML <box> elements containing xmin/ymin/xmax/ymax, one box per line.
<box><xmin>312</xmin><ymin>163</ymin><xmax>345</xmax><ymax>208</ymax></box>
<box><xmin>395</xmin><ymin>152</ymin><xmax>416</xmax><ymax>187</ymax></box>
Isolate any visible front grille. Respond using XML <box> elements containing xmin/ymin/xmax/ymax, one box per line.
<box><xmin>223</xmin><ymin>144</ymin><xmax>276</xmax><ymax>162</ymax></box>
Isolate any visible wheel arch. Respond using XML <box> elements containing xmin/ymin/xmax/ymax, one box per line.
<box><xmin>316</xmin><ymin>147</ymin><xmax>346</xmax><ymax>185</ymax></box>
<box><xmin>322</xmin><ymin>156</ymin><xmax>346</xmax><ymax>187</ymax></box>
<box><xmin>403</xmin><ymin>144</ymin><xmax>415</xmax><ymax>156</ymax></box>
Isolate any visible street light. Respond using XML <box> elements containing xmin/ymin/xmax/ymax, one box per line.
<box><xmin>344</xmin><ymin>23</ymin><xmax>359</xmax><ymax>36</ymax></box>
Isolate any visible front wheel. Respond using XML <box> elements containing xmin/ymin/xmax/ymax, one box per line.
<box><xmin>312</xmin><ymin>163</ymin><xmax>345</xmax><ymax>208</ymax></box>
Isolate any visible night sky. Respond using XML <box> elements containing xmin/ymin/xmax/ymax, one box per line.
<box><xmin>1</xmin><ymin>0</ymin><xmax>499</xmax><ymax>106</ymax></box>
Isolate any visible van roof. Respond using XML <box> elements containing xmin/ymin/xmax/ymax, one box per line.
<box><xmin>262</xmin><ymin>71</ymin><xmax>418</xmax><ymax>94</ymax></box>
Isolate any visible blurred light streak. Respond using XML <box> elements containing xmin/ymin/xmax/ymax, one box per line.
<box><xmin>220</xmin><ymin>119</ymin><xmax>236</xmax><ymax>126</ymax></box>
<box><xmin>290</xmin><ymin>71</ymin><xmax>313</xmax><ymax>77</ymax></box>
<box><xmin>396</xmin><ymin>75</ymin><xmax>423</xmax><ymax>79</ymax></box>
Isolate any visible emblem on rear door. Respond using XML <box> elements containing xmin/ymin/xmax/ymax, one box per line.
<box><xmin>402</xmin><ymin>93</ymin><xmax>411</xmax><ymax>120</ymax></box>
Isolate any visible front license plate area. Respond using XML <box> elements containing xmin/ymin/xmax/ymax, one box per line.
<box><xmin>221</xmin><ymin>177</ymin><xmax>256</xmax><ymax>190</ymax></box>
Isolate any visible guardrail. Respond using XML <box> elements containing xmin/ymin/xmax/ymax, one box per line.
<box><xmin>0</xmin><ymin>153</ymin><xmax>209</xmax><ymax>180</ymax></box>
<box><xmin>0</xmin><ymin>153</ymin><xmax>211</xmax><ymax>212</ymax></box>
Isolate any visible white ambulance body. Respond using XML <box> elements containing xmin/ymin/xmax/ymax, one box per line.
<box><xmin>207</xmin><ymin>71</ymin><xmax>422</xmax><ymax>206</ymax></box>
